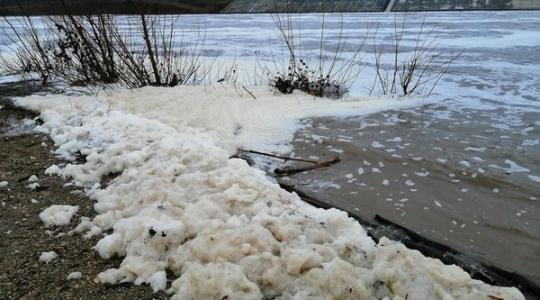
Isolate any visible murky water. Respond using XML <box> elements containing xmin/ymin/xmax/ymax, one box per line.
<box><xmin>1</xmin><ymin>11</ymin><xmax>540</xmax><ymax>285</ymax></box>
<box><xmin>0</xmin><ymin>117</ymin><xmax>36</xmax><ymax>136</ymax></box>
<box><xmin>281</xmin><ymin>103</ymin><xmax>540</xmax><ymax>286</ymax></box>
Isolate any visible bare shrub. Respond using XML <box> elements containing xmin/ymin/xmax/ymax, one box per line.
<box><xmin>371</xmin><ymin>15</ymin><xmax>462</xmax><ymax>97</ymax></box>
<box><xmin>48</xmin><ymin>15</ymin><xmax>119</xmax><ymax>85</ymax></box>
<box><xmin>0</xmin><ymin>16</ymin><xmax>56</xmax><ymax>85</ymax></box>
<box><xmin>2</xmin><ymin>14</ymin><xmax>206</xmax><ymax>88</ymax></box>
<box><xmin>114</xmin><ymin>15</ymin><xmax>206</xmax><ymax>88</ymax></box>
<box><xmin>268</xmin><ymin>13</ymin><xmax>365</xmax><ymax>98</ymax></box>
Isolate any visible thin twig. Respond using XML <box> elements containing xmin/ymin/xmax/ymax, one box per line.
<box><xmin>242</xmin><ymin>85</ymin><xmax>257</xmax><ymax>100</ymax></box>
<box><xmin>239</xmin><ymin>149</ymin><xmax>319</xmax><ymax>164</ymax></box>
<box><xmin>274</xmin><ymin>157</ymin><xmax>341</xmax><ymax>176</ymax></box>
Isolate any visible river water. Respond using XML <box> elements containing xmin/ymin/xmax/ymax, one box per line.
<box><xmin>206</xmin><ymin>10</ymin><xmax>540</xmax><ymax>286</ymax></box>
<box><xmin>1</xmin><ymin>11</ymin><xmax>539</xmax><ymax>286</ymax></box>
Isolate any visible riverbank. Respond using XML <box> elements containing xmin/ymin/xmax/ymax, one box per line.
<box><xmin>0</xmin><ymin>81</ymin><xmax>527</xmax><ymax>299</ymax></box>
<box><xmin>221</xmin><ymin>0</ymin><xmax>540</xmax><ymax>13</ymax></box>
<box><xmin>2</xmin><ymin>0</ymin><xmax>539</xmax><ymax>15</ymax></box>
<box><xmin>0</xmin><ymin>81</ymin><xmax>168</xmax><ymax>299</ymax></box>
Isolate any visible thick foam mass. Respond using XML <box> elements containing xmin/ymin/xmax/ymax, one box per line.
<box><xmin>16</xmin><ymin>86</ymin><xmax>524</xmax><ymax>299</ymax></box>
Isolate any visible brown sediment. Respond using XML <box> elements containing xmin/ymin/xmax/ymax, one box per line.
<box><xmin>0</xmin><ymin>81</ymin><xmax>167</xmax><ymax>299</ymax></box>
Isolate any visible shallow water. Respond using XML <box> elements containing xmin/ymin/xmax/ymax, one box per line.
<box><xmin>0</xmin><ymin>117</ymin><xmax>36</xmax><ymax>136</ymax></box>
<box><xmin>1</xmin><ymin>10</ymin><xmax>540</xmax><ymax>286</ymax></box>
<box><xmin>281</xmin><ymin>103</ymin><xmax>540</xmax><ymax>286</ymax></box>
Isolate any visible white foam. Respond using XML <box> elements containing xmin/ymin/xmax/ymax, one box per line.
<box><xmin>39</xmin><ymin>251</ymin><xmax>58</xmax><ymax>263</ymax></box>
<box><xmin>14</xmin><ymin>85</ymin><xmax>524</xmax><ymax>299</ymax></box>
<box><xmin>67</xmin><ymin>271</ymin><xmax>83</xmax><ymax>280</ymax></box>
<box><xmin>528</xmin><ymin>175</ymin><xmax>540</xmax><ymax>183</ymax></box>
<box><xmin>39</xmin><ymin>205</ymin><xmax>79</xmax><ymax>227</ymax></box>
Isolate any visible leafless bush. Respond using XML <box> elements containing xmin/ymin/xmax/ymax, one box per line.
<box><xmin>371</xmin><ymin>15</ymin><xmax>462</xmax><ymax>97</ymax></box>
<box><xmin>2</xmin><ymin>14</ymin><xmax>206</xmax><ymax>88</ymax></box>
<box><xmin>268</xmin><ymin>13</ymin><xmax>365</xmax><ymax>98</ymax></box>
<box><xmin>0</xmin><ymin>17</ymin><xmax>56</xmax><ymax>85</ymax></box>
<box><xmin>48</xmin><ymin>15</ymin><xmax>119</xmax><ymax>86</ymax></box>
<box><xmin>114</xmin><ymin>15</ymin><xmax>206</xmax><ymax>88</ymax></box>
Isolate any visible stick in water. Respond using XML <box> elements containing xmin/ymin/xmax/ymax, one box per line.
<box><xmin>239</xmin><ymin>149</ymin><xmax>320</xmax><ymax>164</ymax></box>
<box><xmin>274</xmin><ymin>157</ymin><xmax>341</xmax><ymax>176</ymax></box>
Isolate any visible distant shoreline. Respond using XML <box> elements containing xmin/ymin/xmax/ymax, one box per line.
<box><xmin>1</xmin><ymin>1</ymin><xmax>540</xmax><ymax>16</ymax></box>
<box><xmin>0</xmin><ymin>0</ymin><xmax>231</xmax><ymax>16</ymax></box>
<box><xmin>1</xmin><ymin>9</ymin><xmax>539</xmax><ymax>17</ymax></box>
<box><xmin>218</xmin><ymin>8</ymin><xmax>540</xmax><ymax>14</ymax></box>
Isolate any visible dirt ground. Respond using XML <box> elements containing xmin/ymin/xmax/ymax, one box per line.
<box><xmin>0</xmin><ymin>81</ymin><xmax>167</xmax><ymax>300</ymax></box>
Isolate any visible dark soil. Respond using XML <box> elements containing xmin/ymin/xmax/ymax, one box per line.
<box><xmin>0</xmin><ymin>81</ymin><xmax>167</xmax><ymax>300</ymax></box>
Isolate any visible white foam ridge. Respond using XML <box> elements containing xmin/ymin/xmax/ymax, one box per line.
<box><xmin>16</xmin><ymin>85</ymin><xmax>524</xmax><ymax>299</ymax></box>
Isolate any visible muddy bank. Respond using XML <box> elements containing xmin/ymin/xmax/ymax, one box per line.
<box><xmin>0</xmin><ymin>81</ymin><xmax>167</xmax><ymax>299</ymax></box>
<box><xmin>279</xmin><ymin>102</ymin><xmax>540</xmax><ymax>292</ymax></box>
